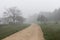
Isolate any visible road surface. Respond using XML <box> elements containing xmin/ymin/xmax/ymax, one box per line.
<box><xmin>2</xmin><ymin>23</ymin><xmax>45</xmax><ymax>40</ymax></box>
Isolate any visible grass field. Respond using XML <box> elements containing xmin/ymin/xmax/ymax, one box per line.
<box><xmin>0</xmin><ymin>24</ymin><xmax>30</xmax><ymax>40</ymax></box>
<box><xmin>0</xmin><ymin>23</ymin><xmax>60</xmax><ymax>40</ymax></box>
<box><xmin>40</xmin><ymin>23</ymin><xmax>60</xmax><ymax>40</ymax></box>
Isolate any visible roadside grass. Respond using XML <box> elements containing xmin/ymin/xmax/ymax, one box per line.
<box><xmin>0</xmin><ymin>23</ymin><xmax>60</xmax><ymax>40</ymax></box>
<box><xmin>40</xmin><ymin>23</ymin><xmax>60</xmax><ymax>40</ymax></box>
<box><xmin>0</xmin><ymin>24</ymin><xmax>30</xmax><ymax>40</ymax></box>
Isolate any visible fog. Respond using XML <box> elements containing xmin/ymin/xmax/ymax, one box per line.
<box><xmin>0</xmin><ymin>0</ymin><xmax>60</xmax><ymax>24</ymax></box>
<box><xmin>0</xmin><ymin>0</ymin><xmax>60</xmax><ymax>18</ymax></box>
<box><xmin>1</xmin><ymin>0</ymin><xmax>60</xmax><ymax>40</ymax></box>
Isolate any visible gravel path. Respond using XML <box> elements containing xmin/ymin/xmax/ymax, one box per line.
<box><xmin>2</xmin><ymin>23</ymin><xmax>45</xmax><ymax>40</ymax></box>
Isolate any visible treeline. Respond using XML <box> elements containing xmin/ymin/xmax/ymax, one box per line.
<box><xmin>37</xmin><ymin>8</ymin><xmax>60</xmax><ymax>22</ymax></box>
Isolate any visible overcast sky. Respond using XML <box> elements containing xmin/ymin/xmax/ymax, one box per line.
<box><xmin>0</xmin><ymin>0</ymin><xmax>60</xmax><ymax>18</ymax></box>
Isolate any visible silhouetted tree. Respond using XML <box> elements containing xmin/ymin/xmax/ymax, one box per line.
<box><xmin>3</xmin><ymin>7</ymin><xmax>24</xmax><ymax>24</ymax></box>
<box><xmin>37</xmin><ymin>15</ymin><xmax>47</xmax><ymax>23</ymax></box>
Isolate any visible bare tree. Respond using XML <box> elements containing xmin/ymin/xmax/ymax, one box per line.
<box><xmin>3</xmin><ymin>7</ymin><xmax>24</xmax><ymax>24</ymax></box>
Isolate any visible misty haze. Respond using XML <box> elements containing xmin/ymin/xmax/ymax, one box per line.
<box><xmin>0</xmin><ymin>0</ymin><xmax>60</xmax><ymax>40</ymax></box>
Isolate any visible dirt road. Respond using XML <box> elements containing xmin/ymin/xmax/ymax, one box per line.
<box><xmin>2</xmin><ymin>23</ymin><xmax>45</xmax><ymax>40</ymax></box>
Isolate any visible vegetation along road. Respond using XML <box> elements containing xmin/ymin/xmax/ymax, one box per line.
<box><xmin>2</xmin><ymin>23</ymin><xmax>45</xmax><ymax>40</ymax></box>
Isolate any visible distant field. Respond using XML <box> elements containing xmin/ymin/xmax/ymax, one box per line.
<box><xmin>40</xmin><ymin>23</ymin><xmax>60</xmax><ymax>40</ymax></box>
<box><xmin>0</xmin><ymin>24</ymin><xmax>30</xmax><ymax>40</ymax></box>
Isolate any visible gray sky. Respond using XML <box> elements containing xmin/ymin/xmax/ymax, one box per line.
<box><xmin>0</xmin><ymin>0</ymin><xmax>60</xmax><ymax>18</ymax></box>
